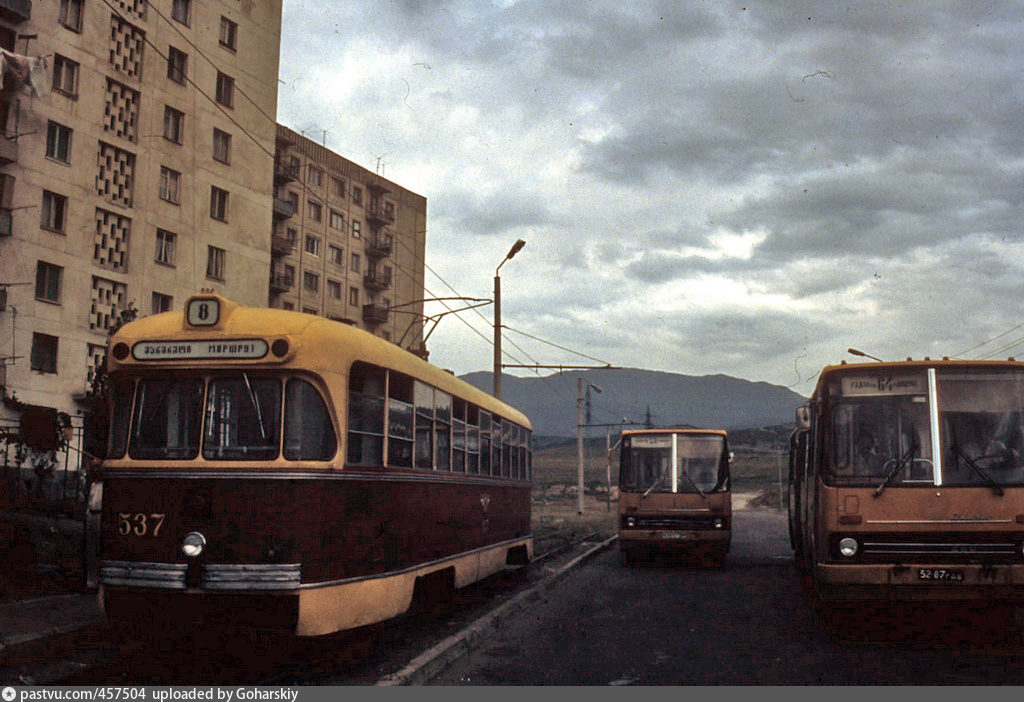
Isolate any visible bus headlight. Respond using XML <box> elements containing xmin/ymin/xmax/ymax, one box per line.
<box><xmin>181</xmin><ymin>531</ymin><xmax>207</xmax><ymax>558</ymax></box>
<box><xmin>625</xmin><ymin>516</ymin><xmax>637</xmax><ymax>528</ymax></box>
<box><xmin>713</xmin><ymin>518</ymin><xmax>725</xmax><ymax>529</ymax></box>
<box><xmin>838</xmin><ymin>537</ymin><xmax>858</xmax><ymax>558</ymax></box>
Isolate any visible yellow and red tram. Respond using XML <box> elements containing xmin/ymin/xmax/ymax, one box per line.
<box><xmin>617</xmin><ymin>428</ymin><xmax>732</xmax><ymax>564</ymax></box>
<box><xmin>87</xmin><ymin>295</ymin><xmax>532</xmax><ymax>636</ymax></box>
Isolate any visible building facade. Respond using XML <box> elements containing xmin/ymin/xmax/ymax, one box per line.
<box><xmin>0</xmin><ymin>0</ymin><xmax>283</xmax><ymax>421</ymax></box>
<box><xmin>271</xmin><ymin>124</ymin><xmax>427</xmax><ymax>357</ymax></box>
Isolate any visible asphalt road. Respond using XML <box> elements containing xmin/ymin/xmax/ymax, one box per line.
<box><xmin>429</xmin><ymin>510</ymin><xmax>1024</xmax><ymax>685</ymax></box>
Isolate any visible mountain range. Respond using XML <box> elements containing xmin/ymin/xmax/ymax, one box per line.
<box><xmin>459</xmin><ymin>368</ymin><xmax>807</xmax><ymax>438</ymax></box>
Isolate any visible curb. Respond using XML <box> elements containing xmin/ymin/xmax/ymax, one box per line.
<box><xmin>375</xmin><ymin>534</ymin><xmax>618</xmax><ymax>686</ymax></box>
<box><xmin>0</xmin><ymin>594</ymin><xmax>101</xmax><ymax>653</ymax></box>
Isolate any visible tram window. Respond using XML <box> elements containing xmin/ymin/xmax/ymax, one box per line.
<box><xmin>479</xmin><ymin>411</ymin><xmax>491</xmax><ymax>475</ymax></box>
<box><xmin>493</xmin><ymin>418</ymin><xmax>504</xmax><ymax>477</ymax></box>
<box><xmin>387</xmin><ymin>371</ymin><xmax>414</xmax><ymax>468</ymax></box>
<box><xmin>414</xmin><ymin>381</ymin><xmax>434</xmax><ymax>469</ymax></box>
<box><xmin>346</xmin><ymin>363</ymin><xmax>383</xmax><ymax>465</ymax></box>
<box><xmin>500</xmin><ymin>419</ymin><xmax>512</xmax><ymax>477</ymax></box>
<box><xmin>129</xmin><ymin>378</ymin><xmax>203</xmax><ymax>459</ymax></box>
<box><xmin>203</xmin><ymin>376</ymin><xmax>281</xmax><ymax>460</ymax></box>
<box><xmin>452</xmin><ymin>398</ymin><xmax>467</xmax><ymax>472</ymax></box>
<box><xmin>466</xmin><ymin>404</ymin><xmax>480</xmax><ymax>474</ymax></box>
<box><xmin>107</xmin><ymin>376</ymin><xmax>134</xmax><ymax>459</ymax></box>
<box><xmin>285</xmin><ymin>378</ymin><xmax>338</xmax><ymax>461</ymax></box>
<box><xmin>435</xmin><ymin>390</ymin><xmax>452</xmax><ymax>471</ymax></box>
<box><xmin>525</xmin><ymin>429</ymin><xmax>532</xmax><ymax>480</ymax></box>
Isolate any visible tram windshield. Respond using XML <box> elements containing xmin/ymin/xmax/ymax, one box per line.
<box><xmin>112</xmin><ymin>374</ymin><xmax>336</xmax><ymax>461</ymax></box>
<box><xmin>620</xmin><ymin>434</ymin><xmax>727</xmax><ymax>494</ymax></box>
<box><xmin>826</xmin><ymin>369</ymin><xmax>1024</xmax><ymax>487</ymax></box>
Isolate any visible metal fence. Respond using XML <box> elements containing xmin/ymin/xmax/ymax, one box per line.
<box><xmin>0</xmin><ymin>418</ymin><xmax>89</xmax><ymax>520</ymax></box>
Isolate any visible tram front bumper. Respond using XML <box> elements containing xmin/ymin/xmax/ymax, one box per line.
<box><xmin>814</xmin><ymin>562</ymin><xmax>1024</xmax><ymax>602</ymax></box>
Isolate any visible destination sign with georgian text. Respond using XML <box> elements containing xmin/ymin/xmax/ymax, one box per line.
<box><xmin>131</xmin><ymin>339</ymin><xmax>269</xmax><ymax>361</ymax></box>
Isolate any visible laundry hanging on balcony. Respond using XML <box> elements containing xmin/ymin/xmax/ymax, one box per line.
<box><xmin>0</xmin><ymin>49</ymin><xmax>49</xmax><ymax>98</ymax></box>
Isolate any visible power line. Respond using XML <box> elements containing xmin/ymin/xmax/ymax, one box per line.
<box><xmin>955</xmin><ymin>320</ymin><xmax>1024</xmax><ymax>358</ymax></box>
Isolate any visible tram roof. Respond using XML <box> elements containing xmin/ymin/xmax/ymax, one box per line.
<box><xmin>620</xmin><ymin>428</ymin><xmax>728</xmax><ymax>438</ymax></box>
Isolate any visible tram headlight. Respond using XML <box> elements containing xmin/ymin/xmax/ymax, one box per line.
<box><xmin>625</xmin><ymin>516</ymin><xmax>637</xmax><ymax>528</ymax></box>
<box><xmin>181</xmin><ymin>531</ymin><xmax>207</xmax><ymax>558</ymax></box>
<box><xmin>838</xmin><ymin>537</ymin><xmax>858</xmax><ymax>558</ymax></box>
<box><xmin>713</xmin><ymin>518</ymin><xmax>725</xmax><ymax>530</ymax></box>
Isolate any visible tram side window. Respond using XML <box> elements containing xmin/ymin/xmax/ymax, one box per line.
<box><xmin>452</xmin><ymin>397</ymin><xmax>467</xmax><ymax>472</ymax></box>
<box><xmin>466</xmin><ymin>404</ymin><xmax>480</xmax><ymax>474</ymax></box>
<box><xmin>107</xmin><ymin>376</ymin><xmax>134</xmax><ymax>459</ymax></box>
<box><xmin>500</xmin><ymin>419</ymin><xmax>511</xmax><ymax>477</ymax></box>
<box><xmin>346</xmin><ymin>363</ymin><xmax>384</xmax><ymax>465</ymax></box>
<box><xmin>129</xmin><ymin>378</ymin><xmax>204</xmax><ymax>459</ymax></box>
<box><xmin>414</xmin><ymin>380</ymin><xmax>434</xmax><ymax>469</ymax></box>
<box><xmin>525</xmin><ymin>428</ymin><xmax>532</xmax><ymax>481</ymax></box>
<box><xmin>203</xmin><ymin>377</ymin><xmax>281</xmax><ymax>460</ymax></box>
<box><xmin>479</xmin><ymin>411</ymin><xmax>491</xmax><ymax>475</ymax></box>
<box><xmin>387</xmin><ymin>371</ymin><xmax>414</xmax><ymax>468</ymax></box>
<box><xmin>492</xmin><ymin>417</ymin><xmax>504</xmax><ymax>477</ymax></box>
<box><xmin>285</xmin><ymin>378</ymin><xmax>337</xmax><ymax>461</ymax></box>
<box><xmin>435</xmin><ymin>389</ymin><xmax>452</xmax><ymax>471</ymax></box>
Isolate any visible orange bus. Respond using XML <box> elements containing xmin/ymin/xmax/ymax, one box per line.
<box><xmin>789</xmin><ymin>359</ymin><xmax>1024</xmax><ymax>606</ymax></box>
<box><xmin>618</xmin><ymin>428</ymin><xmax>731</xmax><ymax>565</ymax></box>
<box><xmin>86</xmin><ymin>294</ymin><xmax>532</xmax><ymax>636</ymax></box>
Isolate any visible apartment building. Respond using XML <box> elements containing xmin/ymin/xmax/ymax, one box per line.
<box><xmin>271</xmin><ymin>124</ymin><xmax>427</xmax><ymax>357</ymax></box>
<box><xmin>0</xmin><ymin>0</ymin><xmax>283</xmax><ymax>422</ymax></box>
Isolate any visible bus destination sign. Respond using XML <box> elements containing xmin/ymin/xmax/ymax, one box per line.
<box><xmin>841</xmin><ymin>375</ymin><xmax>926</xmax><ymax>397</ymax></box>
<box><xmin>132</xmin><ymin>338</ymin><xmax>269</xmax><ymax>361</ymax></box>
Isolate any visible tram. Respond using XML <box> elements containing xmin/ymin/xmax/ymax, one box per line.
<box><xmin>86</xmin><ymin>295</ymin><xmax>532</xmax><ymax>636</ymax></box>
<box><xmin>789</xmin><ymin>358</ymin><xmax>1024</xmax><ymax>605</ymax></box>
<box><xmin>617</xmin><ymin>428</ymin><xmax>731</xmax><ymax>564</ymax></box>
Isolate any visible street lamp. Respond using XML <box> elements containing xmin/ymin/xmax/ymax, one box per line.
<box><xmin>493</xmin><ymin>239</ymin><xmax>526</xmax><ymax>400</ymax></box>
<box><xmin>577</xmin><ymin>377</ymin><xmax>602</xmax><ymax>515</ymax></box>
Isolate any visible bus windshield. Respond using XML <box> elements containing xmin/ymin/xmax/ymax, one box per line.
<box><xmin>826</xmin><ymin>368</ymin><xmax>1024</xmax><ymax>487</ymax></box>
<box><xmin>620</xmin><ymin>434</ymin><xmax>726</xmax><ymax>494</ymax></box>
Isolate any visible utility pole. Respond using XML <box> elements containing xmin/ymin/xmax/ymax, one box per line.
<box><xmin>576</xmin><ymin>377</ymin><xmax>602</xmax><ymax>515</ymax></box>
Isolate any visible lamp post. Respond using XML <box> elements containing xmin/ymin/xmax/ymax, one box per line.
<box><xmin>577</xmin><ymin>377</ymin><xmax>602</xmax><ymax>515</ymax></box>
<box><xmin>493</xmin><ymin>239</ymin><xmax>526</xmax><ymax>400</ymax></box>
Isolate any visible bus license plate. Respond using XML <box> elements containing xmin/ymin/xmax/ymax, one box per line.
<box><xmin>918</xmin><ymin>568</ymin><xmax>964</xmax><ymax>582</ymax></box>
<box><xmin>660</xmin><ymin>532</ymin><xmax>694</xmax><ymax>540</ymax></box>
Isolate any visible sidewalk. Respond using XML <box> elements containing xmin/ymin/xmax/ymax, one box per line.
<box><xmin>0</xmin><ymin>592</ymin><xmax>102</xmax><ymax>652</ymax></box>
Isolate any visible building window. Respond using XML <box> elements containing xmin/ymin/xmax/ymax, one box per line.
<box><xmin>308</xmin><ymin>165</ymin><xmax>323</xmax><ymax>187</ymax></box>
<box><xmin>304</xmin><ymin>235</ymin><xmax>320</xmax><ymax>256</ymax></box>
<box><xmin>352</xmin><ymin>186</ymin><xmax>362</xmax><ymax>206</ymax></box>
<box><xmin>46</xmin><ymin>121</ymin><xmax>72</xmax><ymax>163</ymax></box>
<box><xmin>328</xmin><ymin>244</ymin><xmax>344</xmax><ymax>266</ymax></box>
<box><xmin>303</xmin><ymin>271</ymin><xmax>319</xmax><ymax>293</ymax></box>
<box><xmin>52</xmin><ymin>55</ymin><xmax>79</xmax><ymax>97</ymax></box>
<box><xmin>152</xmin><ymin>292</ymin><xmax>173</xmax><ymax>314</ymax></box>
<box><xmin>155</xmin><ymin>229</ymin><xmax>176</xmax><ymax>266</ymax></box>
<box><xmin>35</xmin><ymin>261</ymin><xmax>63</xmax><ymax>303</ymax></box>
<box><xmin>332</xmin><ymin>177</ymin><xmax>345</xmax><ymax>198</ymax></box>
<box><xmin>31</xmin><ymin>333</ymin><xmax>58</xmax><ymax>374</ymax></box>
<box><xmin>206</xmin><ymin>246</ymin><xmax>225</xmax><ymax>280</ymax></box>
<box><xmin>219</xmin><ymin>16</ymin><xmax>238</xmax><ymax>50</ymax></box>
<box><xmin>215</xmin><ymin>71</ymin><xmax>234</xmax><ymax>107</ymax></box>
<box><xmin>329</xmin><ymin>210</ymin><xmax>344</xmax><ymax>230</ymax></box>
<box><xmin>213</xmin><ymin>128</ymin><xmax>231</xmax><ymax>164</ymax></box>
<box><xmin>159</xmin><ymin>166</ymin><xmax>181</xmax><ymax>204</ymax></box>
<box><xmin>172</xmin><ymin>0</ymin><xmax>191</xmax><ymax>26</ymax></box>
<box><xmin>327</xmin><ymin>279</ymin><xmax>342</xmax><ymax>300</ymax></box>
<box><xmin>59</xmin><ymin>0</ymin><xmax>83</xmax><ymax>32</ymax></box>
<box><xmin>350</xmin><ymin>253</ymin><xmax>360</xmax><ymax>273</ymax></box>
<box><xmin>41</xmin><ymin>191</ymin><xmax>68</xmax><ymax>233</ymax></box>
<box><xmin>308</xmin><ymin>200</ymin><xmax>322</xmax><ymax>222</ymax></box>
<box><xmin>163</xmin><ymin>106</ymin><xmax>184</xmax><ymax>144</ymax></box>
<box><xmin>351</xmin><ymin>220</ymin><xmax>361</xmax><ymax>239</ymax></box>
<box><xmin>168</xmin><ymin>46</ymin><xmax>188</xmax><ymax>84</ymax></box>
<box><xmin>303</xmin><ymin>307</ymin><xmax>317</xmax><ymax>315</ymax></box>
<box><xmin>349</xmin><ymin>287</ymin><xmax>359</xmax><ymax>306</ymax></box>
<box><xmin>210</xmin><ymin>186</ymin><xmax>229</xmax><ymax>221</ymax></box>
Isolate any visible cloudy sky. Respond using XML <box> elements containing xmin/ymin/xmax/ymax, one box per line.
<box><xmin>277</xmin><ymin>1</ymin><xmax>1024</xmax><ymax>397</ymax></box>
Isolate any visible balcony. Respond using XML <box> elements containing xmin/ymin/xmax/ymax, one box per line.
<box><xmin>366</xmin><ymin>232</ymin><xmax>393</xmax><ymax>258</ymax></box>
<box><xmin>365</xmin><ymin>200</ymin><xmax>395</xmax><ymax>226</ymax></box>
<box><xmin>362</xmin><ymin>303</ymin><xmax>389</xmax><ymax>325</ymax></box>
<box><xmin>274</xmin><ymin>157</ymin><xmax>299</xmax><ymax>183</ymax></box>
<box><xmin>269</xmin><ymin>272</ymin><xmax>294</xmax><ymax>292</ymax></box>
<box><xmin>364</xmin><ymin>269</ymin><xmax>392</xmax><ymax>292</ymax></box>
<box><xmin>272</xmin><ymin>196</ymin><xmax>295</xmax><ymax>220</ymax></box>
<box><xmin>271</xmin><ymin>230</ymin><xmax>296</xmax><ymax>255</ymax></box>
<box><xmin>0</xmin><ymin>0</ymin><xmax>31</xmax><ymax>22</ymax></box>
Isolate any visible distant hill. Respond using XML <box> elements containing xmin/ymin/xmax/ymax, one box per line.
<box><xmin>459</xmin><ymin>368</ymin><xmax>806</xmax><ymax>438</ymax></box>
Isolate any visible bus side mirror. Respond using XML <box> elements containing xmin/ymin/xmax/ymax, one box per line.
<box><xmin>795</xmin><ymin>405</ymin><xmax>811</xmax><ymax>430</ymax></box>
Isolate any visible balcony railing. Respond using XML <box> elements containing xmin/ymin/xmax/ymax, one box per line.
<box><xmin>269</xmin><ymin>272</ymin><xmax>294</xmax><ymax>292</ymax></box>
<box><xmin>271</xmin><ymin>232</ymin><xmax>296</xmax><ymax>255</ymax></box>
<box><xmin>364</xmin><ymin>269</ymin><xmax>392</xmax><ymax>292</ymax></box>
<box><xmin>362</xmin><ymin>303</ymin><xmax>389</xmax><ymax>325</ymax></box>
<box><xmin>366</xmin><ymin>232</ymin><xmax>393</xmax><ymax>258</ymax></box>
<box><xmin>272</xmin><ymin>196</ymin><xmax>295</xmax><ymax>220</ymax></box>
<box><xmin>274</xmin><ymin>158</ymin><xmax>299</xmax><ymax>183</ymax></box>
<box><xmin>365</xmin><ymin>201</ymin><xmax>395</xmax><ymax>225</ymax></box>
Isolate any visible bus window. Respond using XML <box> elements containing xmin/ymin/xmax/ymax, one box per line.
<box><xmin>387</xmin><ymin>371</ymin><xmax>414</xmax><ymax>468</ymax></box>
<box><xmin>129</xmin><ymin>378</ymin><xmax>204</xmax><ymax>459</ymax></box>
<box><xmin>107</xmin><ymin>376</ymin><xmax>134</xmax><ymax>459</ymax></box>
<box><xmin>677</xmin><ymin>435</ymin><xmax>724</xmax><ymax>493</ymax></box>
<box><xmin>414</xmin><ymin>380</ymin><xmax>434</xmax><ymax>469</ymax></box>
<box><xmin>452</xmin><ymin>398</ymin><xmax>467</xmax><ymax>472</ymax></box>
<box><xmin>346</xmin><ymin>363</ymin><xmax>383</xmax><ymax>464</ymax></box>
<box><xmin>466</xmin><ymin>404</ymin><xmax>480</xmax><ymax>474</ymax></box>
<box><xmin>202</xmin><ymin>376</ymin><xmax>281</xmax><ymax>460</ymax></box>
<box><xmin>621</xmin><ymin>435</ymin><xmax>672</xmax><ymax>493</ymax></box>
<box><xmin>479</xmin><ymin>411</ymin><xmax>491</xmax><ymax>475</ymax></box>
<box><xmin>831</xmin><ymin>398</ymin><xmax>932</xmax><ymax>483</ymax></box>
<box><xmin>435</xmin><ymin>389</ymin><xmax>452</xmax><ymax>471</ymax></box>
